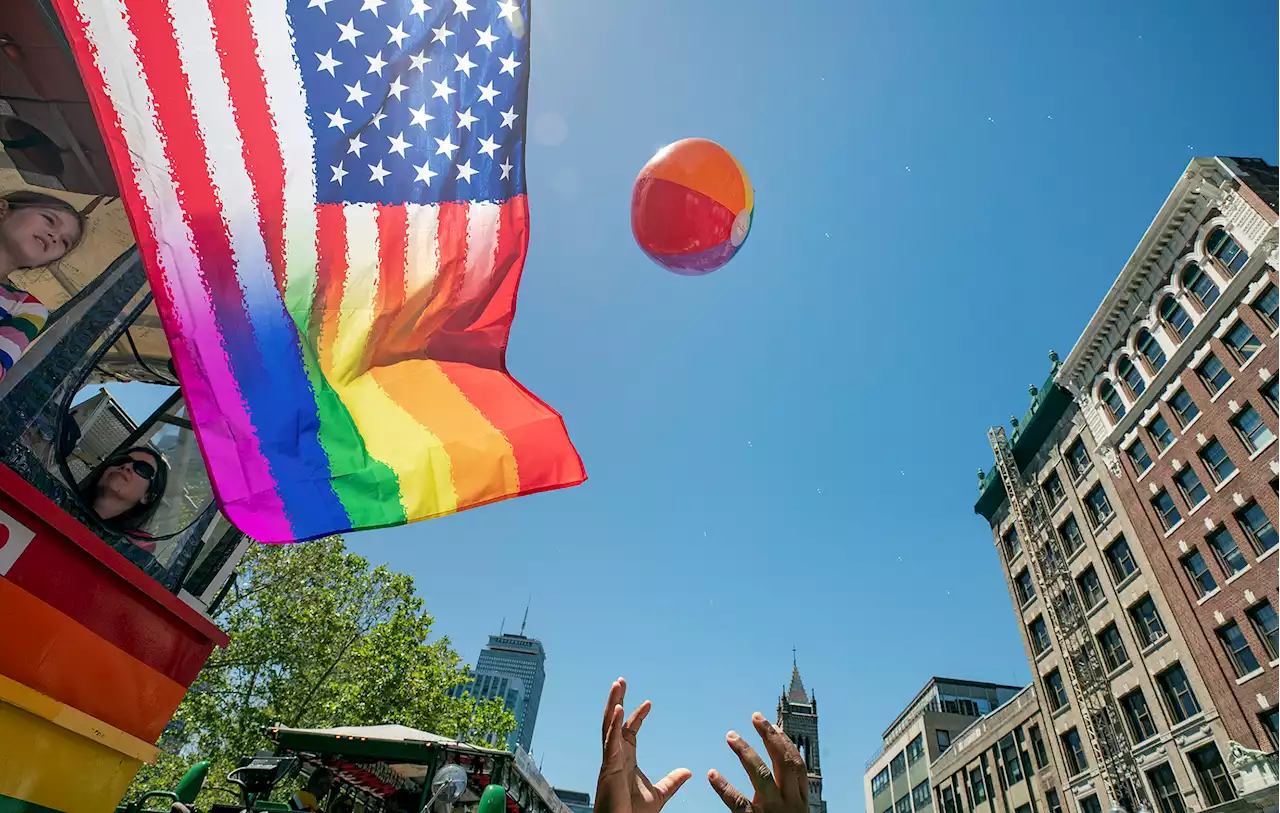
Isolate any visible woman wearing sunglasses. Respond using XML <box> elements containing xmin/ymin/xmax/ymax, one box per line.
<box><xmin>79</xmin><ymin>447</ymin><xmax>169</xmax><ymax>549</ymax></box>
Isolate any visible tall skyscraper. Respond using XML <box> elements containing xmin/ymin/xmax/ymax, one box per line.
<box><xmin>453</xmin><ymin>610</ymin><xmax>546</xmax><ymax>752</ymax></box>
<box><xmin>778</xmin><ymin>656</ymin><xmax>827</xmax><ymax>813</ymax></box>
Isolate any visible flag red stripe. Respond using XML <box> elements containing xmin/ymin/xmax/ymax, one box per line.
<box><xmin>209</xmin><ymin>1</ymin><xmax>289</xmax><ymax>293</ymax></box>
<box><xmin>314</xmin><ymin>204</ymin><xmax>349</xmax><ymax>363</ymax></box>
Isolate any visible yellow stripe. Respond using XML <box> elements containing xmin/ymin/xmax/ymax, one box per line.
<box><xmin>0</xmin><ymin>700</ymin><xmax>145</xmax><ymax>813</ymax></box>
<box><xmin>0</xmin><ymin>674</ymin><xmax>157</xmax><ymax>761</ymax></box>
<box><xmin>730</xmin><ymin>152</ymin><xmax>754</xmax><ymax>213</ymax></box>
<box><xmin>320</xmin><ymin>205</ymin><xmax>457</xmax><ymax>519</ymax></box>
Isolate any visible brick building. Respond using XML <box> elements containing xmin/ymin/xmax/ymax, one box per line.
<box><xmin>976</xmin><ymin>365</ymin><xmax>1239</xmax><ymax>813</ymax></box>
<box><xmin>1056</xmin><ymin>156</ymin><xmax>1279</xmax><ymax>755</ymax></box>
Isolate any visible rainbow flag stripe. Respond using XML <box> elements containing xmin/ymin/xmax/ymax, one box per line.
<box><xmin>56</xmin><ymin>0</ymin><xmax>585</xmax><ymax>541</ymax></box>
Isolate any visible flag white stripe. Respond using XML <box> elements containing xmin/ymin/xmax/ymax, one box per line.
<box><xmin>406</xmin><ymin>203</ymin><xmax>442</xmax><ymax>300</ymax></box>
<box><xmin>75</xmin><ymin>0</ymin><xmax>255</xmax><ymax>500</ymax></box>
<box><xmin>333</xmin><ymin>203</ymin><xmax>381</xmax><ymax>381</ymax></box>
<box><xmin>461</xmin><ymin>201</ymin><xmax>502</xmax><ymax>302</ymax></box>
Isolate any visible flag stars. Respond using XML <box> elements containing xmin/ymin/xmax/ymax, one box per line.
<box><xmin>456</xmin><ymin>108</ymin><xmax>479</xmax><ymax>130</ymax></box>
<box><xmin>456</xmin><ymin>159</ymin><xmax>478</xmax><ymax>183</ymax></box>
<box><xmin>455</xmin><ymin>51</ymin><xmax>478</xmax><ymax>76</ymax></box>
<box><xmin>414</xmin><ymin>163</ymin><xmax>438</xmax><ymax>185</ymax></box>
<box><xmin>370</xmin><ymin>109</ymin><xmax>388</xmax><ymax>129</ymax></box>
<box><xmin>315</xmin><ymin>49</ymin><xmax>342</xmax><ymax>75</ymax></box>
<box><xmin>366</xmin><ymin>51</ymin><xmax>388</xmax><ymax>75</ymax></box>
<box><xmin>477</xmin><ymin>81</ymin><xmax>500</xmax><ymax>105</ymax></box>
<box><xmin>387</xmin><ymin>76</ymin><xmax>409</xmax><ymax>100</ymax></box>
<box><xmin>499</xmin><ymin>106</ymin><xmax>519</xmax><ymax>128</ymax></box>
<box><xmin>453</xmin><ymin>0</ymin><xmax>476</xmax><ymax>18</ymax></box>
<box><xmin>344</xmin><ymin>80</ymin><xmax>371</xmax><ymax>106</ymax></box>
<box><xmin>499</xmin><ymin>158</ymin><xmax>513</xmax><ymax>180</ymax></box>
<box><xmin>308</xmin><ymin>0</ymin><xmax>334</xmax><ymax>12</ymax></box>
<box><xmin>478</xmin><ymin>134</ymin><xmax>501</xmax><ymax>157</ymax></box>
<box><xmin>431</xmin><ymin>78</ymin><xmax>456</xmax><ymax>101</ymax></box>
<box><xmin>368</xmin><ymin>160</ymin><xmax>391</xmax><ymax>185</ymax></box>
<box><xmin>409</xmin><ymin>51</ymin><xmax>431</xmax><ymax>72</ymax></box>
<box><xmin>326</xmin><ymin>108</ymin><xmax>351</xmax><ymax>131</ymax></box>
<box><xmin>330</xmin><ymin>162</ymin><xmax>348</xmax><ymax>184</ymax></box>
<box><xmin>336</xmin><ymin>18</ymin><xmax>363</xmax><ymax>46</ymax></box>
<box><xmin>476</xmin><ymin>26</ymin><xmax>499</xmax><ymax>50</ymax></box>
<box><xmin>410</xmin><ymin>0</ymin><xmax>431</xmax><ymax>19</ymax></box>
<box><xmin>347</xmin><ymin>133</ymin><xmax>368</xmax><ymax>156</ymax></box>
<box><xmin>499</xmin><ymin>52</ymin><xmax>521</xmax><ymax>76</ymax></box>
<box><xmin>409</xmin><ymin>104</ymin><xmax>434</xmax><ymax>129</ymax></box>
<box><xmin>432</xmin><ymin>25</ymin><xmax>454</xmax><ymax>44</ymax></box>
<box><xmin>387</xmin><ymin>23</ymin><xmax>410</xmax><ymax>48</ymax></box>
<box><xmin>434</xmin><ymin>136</ymin><xmax>459</xmax><ymax>158</ymax></box>
<box><xmin>359</xmin><ymin>0</ymin><xmax>385</xmax><ymax>14</ymax></box>
<box><xmin>497</xmin><ymin>0</ymin><xmax>519</xmax><ymax>21</ymax></box>
<box><xmin>387</xmin><ymin>132</ymin><xmax>412</xmax><ymax>158</ymax></box>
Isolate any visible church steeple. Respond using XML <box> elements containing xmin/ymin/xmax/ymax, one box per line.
<box><xmin>776</xmin><ymin>654</ymin><xmax>826</xmax><ymax>813</ymax></box>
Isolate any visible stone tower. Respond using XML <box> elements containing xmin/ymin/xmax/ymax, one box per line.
<box><xmin>777</xmin><ymin>655</ymin><xmax>826</xmax><ymax>813</ymax></box>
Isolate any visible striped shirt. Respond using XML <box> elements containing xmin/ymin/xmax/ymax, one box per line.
<box><xmin>0</xmin><ymin>283</ymin><xmax>49</xmax><ymax>381</ymax></box>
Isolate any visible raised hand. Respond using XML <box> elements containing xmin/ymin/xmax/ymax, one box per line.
<box><xmin>708</xmin><ymin>712</ymin><xmax>810</xmax><ymax>813</ymax></box>
<box><xmin>595</xmin><ymin>678</ymin><xmax>692</xmax><ymax>813</ymax></box>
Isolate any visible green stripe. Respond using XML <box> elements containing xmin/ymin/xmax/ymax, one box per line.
<box><xmin>0</xmin><ymin>792</ymin><xmax>66</xmax><ymax>813</ymax></box>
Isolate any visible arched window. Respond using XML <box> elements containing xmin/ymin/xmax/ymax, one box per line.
<box><xmin>1117</xmin><ymin>357</ymin><xmax>1146</xmax><ymax>397</ymax></box>
<box><xmin>1159</xmin><ymin>296</ymin><xmax>1194</xmax><ymax>340</ymax></box>
<box><xmin>1136</xmin><ymin>328</ymin><xmax>1166</xmax><ymax>372</ymax></box>
<box><xmin>1181</xmin><ymin>263</ymin><xmax>1220</xmax><ymax>310</ymax></box>
<box><xmin>1207</xmin><ymin>227</ymin><xmax>1248</xmax><ymax>274</ymax></box>
<box><xmin>1099</xmin><ymin>381</ymin><xmax>1126</xmax><ymax>421</ymax></box>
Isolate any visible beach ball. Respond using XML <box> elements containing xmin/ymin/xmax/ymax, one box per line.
<box><xmin>631</xmin><ymin>138</ymin><xmax>753</xmax><ymax>275</ymax></box>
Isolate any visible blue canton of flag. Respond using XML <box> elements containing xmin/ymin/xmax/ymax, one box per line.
<box><xmin>290</xmin><ymin>0</ymin><xmax>528</xmax><ymax>205</ymax></box>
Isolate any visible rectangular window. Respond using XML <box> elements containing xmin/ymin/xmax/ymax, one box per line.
<box><xmin>907</xmin><ymin>733</ymin><xmax>925</xmax><ymax>764</ymax></box>
<box><xmin>1199</xmin><ymin>439</ymin><xmax>1237</xmax><ymax>484</ymax></box>
<box><xmin>1174</xmin><ymin>467</ymin><xmax>1207</xmax><ymax>507</ymax></box>
<box><xmin>1066</xmin><ymin>439</ymin><xmax>1091</xmax><ymax>480</ymax></box>
<box><xmin>937</xmin><ymin>729</ymin><xmax>951</xmax><ymax>750</ymax></box>
<box><xmin>913</xmin><ymin>780</ymin><xmax>932</xmax><ymax>810</ymax></box>
<box><xmin>1127</xmin><ymin>439</ymin><xmax>1153</xmax><ymax>473</ymax></box>
<box><xmin>1157</xmin><ymin>664</ymin><xmax>1201</xmax><ymax>723</ymax></box>
<box><xmin>940</xmin><ymin>787</ymin><xmax>956</xmax><ymax>813</ymax></box>
<box><xmin>1231</xmin><ymin>404</ymin><xmax>1276</xmax><ymax>452</ymax></box>
<box><xmin>896</xmin><ymin>795</ymin><xmax>913</xmax><ymax>813</ymax></box>
<box><xmin>1060</xmin><ymin>728</ymin><xmax>1087</xmax><ymax>775</ymax></box>
<box><xmin>1015</xmin><ymin>568</ymin><xmax>1036</xmax><ymax>606</ymax></box>
<box><xmin>1029</xmin><ymin>616</ymin><xmax>1051</xmax><ymax>655</ymax></box>
<box><xmin>1262</xmin><ymin>708</ymin><xmax>1279</xmax><ymax>749</ymax></box>
<box><xmin>1207</xmin><ymin>526</ymin><xmax>1248</xmax><ymax>576</ymax></box>
<box><xmin>1045</xmin><ymin>791</ymin><xmax>1062</xmax><ymax>813</ymax></box>
<box><xmin>1218</xmin><ymin>620</ymin><xmax>1262</xmax><ymax>677</ymax></box>
<box><xmin>1236</xmin><ymin>501</ymin><xmax>1278</xmax><ymax>554</ymax></box>
<box><xmin>968</xmin><ymin>767</ymin><xmax>986</xmax><ymax>806</ymax></box>
<box><xmin>891</xmin><ymin>750</ymin><xmax>907</xmax><ymax>778</ymax></box>
<box><xmin>1198</xmin><ymin>354</ymin><xmax>1233</xmax><ymax>395</ymax></box>
<box><xmin>1247</xmin><ymin>601</ymin><xmax>1278</xmax><ymax>661</ymax></box>
<box><xmin>1029</xmin><ymin>725</ymin><xmax>1048</xmax><ymax>769</ymax></box>
<box><xmin>1044</xmin><ymin>669</ymin><xmax>1067</xmax><ymax>711</ymax></box>
<box><xmin>1264</xmin><ymin>377</ymin><xmax>1279</xmax><ymax>412</ymax></box>
<box><xmin>1180</xmin><ymin>549</ymin><xmax>1218</xmax><ymax>598</ymax></box>
<box><xmin>1079</xmin><ymin>797</ymin><xmax>1101</xmax><ymax>813</ymax></box>
<box><xmin>1146</xmin><ymin>763</ymin><xmax>1187</xmax><ymax>813</ymax></box>
<box><xmin>1085</xmin><ymin>484</ymin><xmax>1113</xmax><ymax>528</ymax></box>
<box><xmin>1098</xmin><ymin>623</ymin><xmax>1129</xmax><ymax>671</ymax></box>
<box><xmin>1105</xmin><ymin>535</ymin><xmax>1139</xmax><ymax>582</ymax></box>
<box><xmin>1188</xmin><ymin>745</ymin><xmax>1237</xmax><ymax>806</ymax></box>
<box><xmin>1152</xmin><ymin>489</ymin><xmax>1182</xmax><ymax>531</ymax></box>
<box><xmin>1058</xmin><ymin>515</ymin><xmax>1084</xmax><ymax>554</ymax></box>
<box><xmin>1170</xmin><ymin>387</ymin><xmax>1200</xmax><ymax>427</ymax></box>
<box><xmin>1149</xmin><ymin>414</ymin><xmax>1175</xmax><ymax>451</ymax></box>
<box><xmin>998</xmin><ymin>733</ymin><xmax>1023</xmax><ymax>785</ymax></box>
<box><xmin>1130</xmin><ymin>595</ymin><xmax>1167</xmax><ymax>647</ymax></box>
<box><xmin>873</xmin><ymin>769</ymin><xmax>890</xmax><ymax>797</ymax></box>
<box><xmin>1077</xmin><ymin>566</ymin><xmax>1105</xmax><ymax>610</ymax></box>
<box><xmin>1254</xmin><ymin>283</ymin><xmax>1279</xmax><ymax>330</ymax></box>
<box><xmin>1224</xmin><ymin>320</ymin><xmax>1262</xmax><ymax>364</ymax></box>
<box><xmin>1003</xmin><ymin>526</ymin><xmax>1021</xmax><ymax>561</ymax></box>
<box><xmin>1043</xmin><ymin>472</ymin><xmax>1066</xmax><ymax>507</ymax></box>
<box><xmin>1120</xmin><ymin>689</ymin><xmax>1158</xmax><ymax>743</ymax></box>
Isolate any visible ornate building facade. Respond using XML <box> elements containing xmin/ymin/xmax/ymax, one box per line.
<box><xmin>779</xmin><ymin>658</ymin><xmax>827</xmax><ymax>813</ymax></box>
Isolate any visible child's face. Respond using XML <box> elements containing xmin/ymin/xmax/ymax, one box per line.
<box><xmin>0</xmin><ymin>204</ymin><xmax>81</xmax><ymax>268</ymax></box>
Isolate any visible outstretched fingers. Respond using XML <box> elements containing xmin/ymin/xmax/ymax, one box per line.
<box><xmin>726</xmin><ymin>730</ymin><xmax>781</xmax><ymax>805</ymax></box>
<box><xmin>751</xmin><ymin>712</ymin><xmax>808</xmax><ymax>807</ymax></box>
<box><xmin>653</xmin><ymin>768</ymin><xmax>693</xmax><ymax>804</ymax></box>
<box><xmin>708</xmin><ymin>770</ymin><xmax>754</xmax><ymax>813</ymax></box>
<box><xmin>602</xmin><ymin>678</ymin><xmax>627</xmax><ymax>743</ymax></box>
<box><xmin>623</xmin><ymin>699</ymin><xmax>652</xmax><ymax>742</ymax></box>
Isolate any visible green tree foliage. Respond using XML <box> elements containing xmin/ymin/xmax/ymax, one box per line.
<box><xmin>129</xmin><ymin>537</ymin><xmax>515</xmax><ymax>799</ymax></box>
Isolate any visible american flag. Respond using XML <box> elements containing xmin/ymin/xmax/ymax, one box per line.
<box><xmin>55</xmin><ymin>0</ymin><xmax>586</xmax><ymax>542</ymax></box>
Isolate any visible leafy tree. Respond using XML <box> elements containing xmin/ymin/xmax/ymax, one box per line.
<box><xmin>129</xmin><ymin>536</ymin><xmax>515</xmax><ymax>799</ymax></box>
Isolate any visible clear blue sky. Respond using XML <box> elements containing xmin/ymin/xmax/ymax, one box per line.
<box><xmin>105</xmin><ymin>0</ymin><xmax>1277</xmax><ymax>809</ymax></box>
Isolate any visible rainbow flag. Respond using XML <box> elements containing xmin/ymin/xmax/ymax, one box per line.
<box><xmin>55</xmin><ymin>0</ymin><xmax>585</xmax><ymax>542</ymax></box>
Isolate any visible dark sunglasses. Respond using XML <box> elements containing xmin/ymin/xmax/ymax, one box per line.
<box><xmin>106</xmin><ymin>455</ymin><xmax>157</xmax><ymax>482</ymax></box>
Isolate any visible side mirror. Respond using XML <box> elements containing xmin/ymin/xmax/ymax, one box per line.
<box><xmin>429</xmin><ymin>765</ymin><xmax>469</xmax><ymax>806</ymax></box>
